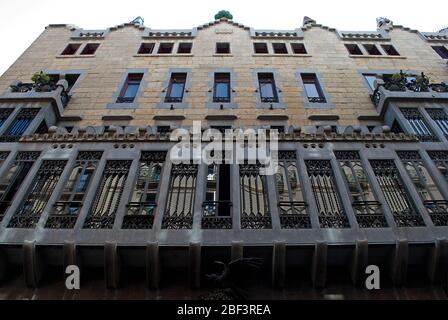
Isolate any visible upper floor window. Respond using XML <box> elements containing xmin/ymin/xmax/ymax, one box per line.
<box><xmin>272</xmin><ymin>43</ymin><xmax>288</xmax><ymax>54</ymax></box>
<box><xmin>381</xmin><ymin>44</ymin><xmax>400</xmax><ymax>56</ymax></box>
<box><xmin>432</xmin><ymin>46</ymin><xmax>448</xmax><ymax>59</ymax></box>
<box><xmin>291</xmin><ymin>43</ymin><xmax>307</xmax><ymax>54</ymax></box>
<box><xmin>80</xmin><ymin>43</ymin><xmax>100</xmax><ymax>55</ymax></box>
<box><xmin>363</xmin><ymin>44</ymin><xmax>382</xmax><ymax>55</ymax></box>
<box><xmin>257</xmin><ymin>73</ymin><xmax>279</xmax><ymax>103</ymax></box>
<box><xmin>345</xmin><ymin>44</ymin><xmax>363</xmax><ymax>55</ymax></box>
<box><xmin>0</xmin><ymin>108</ymin><xmax>40</xmax><ymax>142</ymax></box>
<box><xmin>138</xmin><ymin>43</ymin><xmax>155</xmax><ymax>54</ymax></box>
<box><xmin>426</xmin><ymin>108</ymin><xmax>448</xmax><ymax>139</ymax></box>
<box><xmin>216</xmin><ymin>42</ymin><xmax>230</xmax><ymax>54</ymax></box>
<box><xmin>300</xmin><ymin>73</ymin><xmax>326</xmax><ymax>103</ymax></box>
<box><xmin>177</xmin><ymin>42</ymin><xmax>192</xmax><ymax>54</ymax></box>
<box><xmin>61</xmin><ymin>44</ymin><xmax>81</xmax><ymax>55</ymax></box>
<box><xmin>213</xmin><ymin>73</ymin><xmax>231</xmax><ymax>103</ymax></box>
<box><xmin>400</xmin><ymin>107</ymin><xmax>438</xmax><ymax>142</ymax></box>
<box><xmin>117</xmin><ymin>73</ymin><xmax>143</xmax><ymax>103</ymax></box>
<box><xmin>165</xmin><ymin>73</ymin><xmax>187</xmax><ymax>103</ymax></box>
<box><xmin>158</xmin><ymin>43</ymin><xmax>174</xmax><ymax>54</ymax></box>
<box><xmin>253</xmin><ymin>43</ymin><xmax>268</xmax><ymax>54</ymax></box>
<box><xmin>0</xmin><ymin>109</ymin><xmax>13</xmax><ymax>129</ymax></box>
<box><xmin>363</xmin><ymin>73</ymin><xmax>378</xmax><ymax>91</ymax></box>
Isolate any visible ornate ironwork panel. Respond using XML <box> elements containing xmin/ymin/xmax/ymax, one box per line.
<box><xmin>428</xmin><ymin>150</ymin><xmax>448</xmax><ymax>183</ymax></box>
<box><xmin>305</xmin><ymin>160</ymin><xmax>349</xmax><ymax>228</ymax></box>
<box><xmin>397</xmin><ymin>150</ymin><xmax>447</xmax><ymax>226</ymax></box>
<box><xmin>400</xmin><ymin>108</ymin><xmax>438</xmax><ymax>142</ymax></box>
<box><xmin>123</xmin><ymin>151</ymin><xmax>166</xmax><ymax>229</ymax></box>
<box><xmin>0</xmin><ymin>151</ymin><xmax>9</xmax><ymax>168</ymax></box>
<box><xmin>335</xmin><ymin>151</ymin><xmax>387</xmax><ymax>228</ymax></box>
<box><xmin>45</xmin><ymin>151</ymin><xmax>103</xmax><ymax>229</ymax></box>
<box><xmin>369</xmin><ymin>159</ymin><xmax>425</xmax><ymax>227</ymax></box>
<box><xmin>0</xmin><ymin>108</ymin><xmax>13</xmax><ymax>129</ymax></box>
<box><xmin>0</xmin><ymin>108</ymin><xmax>40</xmax><ymax>142</ymax></box>
<box><xmin>8</xmin><ymin>160</ymin><xmax>67</xmax><ymax>228</ymax></box>
<box><xmin>239</xmin><ymin>162</ymin><xmax>272</xmax><ymax>229</ymax></box>
<box><xmin>83</xmin><ymin>160</ymin><xmax>132</xmax><ymax>229</ymax></box>
<box><xmin>0</xmin><ymin>151</ymin><xmax>40</xmax><ymax>222</ymax></box>
<box><xmin>162</xmin><ymin>162</ymin><xmax>198</xmax><ymax>229</ymax></box>
<box><xmin>275</xmin><ymin>151</ymin><xmax>310</xmax><ymax>229</ymax></box>
<box><xmin>426</xmin><ymin>108</ymin><xmax>448</xmax><ymax>139</ymax></box>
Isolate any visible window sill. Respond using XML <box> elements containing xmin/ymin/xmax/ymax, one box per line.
<box><xmin>213</xmin><ymin>54</ymin><xmax>233</xmax><ymax>57</ymax></box>
<box><xmin>56</xmin><ymin>54</ymin><xmax>96</xmax><ymax>58</ymax></box>
<box><xmin>252</xmin><ymin>54</ymin><xmax>311</xmax><ymax>57</ymax></box>
<box><xmin>134</xmin><ymin>54</ymin><xmax>193</xmax><ymax>57</ymax></box>
<box><xmin>349</xmin><ymin>54</ymin><xmax>406</xmax><ymax>59</ymax></box>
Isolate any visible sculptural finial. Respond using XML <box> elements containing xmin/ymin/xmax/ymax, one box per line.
<box><xmin>376</xmin><ymin>17</ymin><xmax>393</xmax><ymax>29</ymax></box>
<box><xmin>303</xmin><ymin>16</ymin><xmax>316</xmax><ymax>26</ymax></box>
<box><xmin>130</xmin><ymin>16</ymin><xmax>144</xmax><ymax>26</ymax></box>
<box><xmin>214</xmin><ymin>10</ymin><xmax>233</xmax><ymax>20</ymax></box>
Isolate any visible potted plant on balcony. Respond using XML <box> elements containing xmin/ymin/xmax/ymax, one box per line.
<box><xmin>31</xmin><ymin>71</ymin><xmax>54</xmax><ymax>92</ymax></box>
<box><xmin>408</xmin><ymin>72</ymin><xmax>430</xmax><ymax>92</ymax></box>
<box><xmin>385</xmin><ymin>70</ymin><xmax>407</xmax><ymax>91</ymax></box>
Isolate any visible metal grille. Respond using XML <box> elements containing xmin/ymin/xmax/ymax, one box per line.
<box><xmin>123</xmin><ymin>151</ymin><xmax>166</xmax><ymax>229</ymax></box>
<box><xmin>335</xmin><ymin>151</ymin><xmax>387</xmax><ymax>228</ymax></box>
<box><xmin>0</xmin><ymin>151</ymin><xmax>10</xmax><ymax>168</ymax></box>
<box><xmin>426</xmin><ymin>108</ymin><xmax>448</xmax><ymax>139</ymax></box>
<box><xmin>0</xmin><ymin>108</ymin><xmax>13</xmax><ymax>129</ymax></box>
<box><xmin>83</xmin><ymin>160</ymin><xmax>132</xmax><ymax>229</ymax></box>
<box><xmin>0</xmin><ymin>108</ymin><xmax>40</xmax><ymax>142</ymax></box>
<box><xmin>8</xmin><ymin>160</ymin><xmax>67</xmax><ymax>228</ymax></box>
<box><xmin>239</xmin><ymin>162</ymin><xmax>272</xmax><ymax>229</ymax></box>
<box><xmin>0</xmin><ymin>151</ymin><xmax>40</xmax><ymax>222</ymax></box>
<box><xmin>45</xmin><ymin>151</ymin><xmax>103</xmax><ymax>229</ymax></box>
<box><xmin>397</xmin><ymin>151</ymin><xmax>448</xmax><ymax>226</ymax></box>
<box><xmin>428</xmin><ymin>150</ymin><xmax>448</xmax><ymax>183</ymax></box>
<box><xmin>305</xmin><ymin>160</ymin><xmax>349</xmax><ymax>228</ymax></box>
<box><xmin>276</xmin><ymin>151</ymin><xmax>310</xmax><ymax>229</ymax></box>
<box><xmin>400</xmin><ymin>108</ymin><xmax>438</xmax><ymax>142</ymax></box>
<box><xmin>369</xmin><ymin>159</ymin><xmax>425</xmax><ymax>227</ymax></box>
<box><xmin>162</xmin><ymin>162</ymin><xmax>198</xmax><ymax>229</ymax></box>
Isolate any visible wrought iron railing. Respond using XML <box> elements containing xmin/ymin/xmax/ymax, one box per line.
<box><xmin>213</xmin><ymin>96</ymin><xmax>231</xmax><ymax>103</ymax></box>
<box><xmin>424</xmin><ymin>199</ymin><xmax>448</xmax><ymax>226</ymax></box>
<box><xmin>164</xmin><ymin>96</ymin><xmax>183</xmax><ymax>103</ymax></box>
<box><xmin>260</xmin><ymin>96</ymin><xmax>279</xmax><ymax>103</ymax></box>
<box><xmin>352</xmin><ymin>200</ymin><xmax>387</xmax><ymax>228</ymax></box>
<box><xmin>45</xmin><ymin>201</ymin><xmax>81</xmax><ymax>228</ymax></box>
<box><xmin>201</xmin><ymin>200</ymin><xmax>232</xmax><ymax>229</ymax></box>
<box><xmin>308</xmin><ymin>96</ymin><xmax>326</xmax><ymax>103</ymax></box>
<box><xmin>122</xmin><ymin>202</ymin><xmax>157</xmax><ymax>229</ymax></box>
<box><xmin>278</xmin><ymin>201</ymin><xmax>311</xmax><ymax>229</ymax></box>
<box><xmin>116</xmin><ymin>96</ymin><xmax>135</xmax><ymax>103</ymax></box>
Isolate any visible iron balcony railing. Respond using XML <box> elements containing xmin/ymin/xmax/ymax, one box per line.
<box><xmin>278</xmin><ymin>201</ymin><xmax>311</xmax><ymax>229</ymax></box>
<box><xmin>202</xmin><ymin>200</ymin><xmax>232</xmax><ymax>229</ymax></box>
<box><xmin>122</xmin><ymin>201</ymin><xmax>157</xmax><ymax>229</ymax></box>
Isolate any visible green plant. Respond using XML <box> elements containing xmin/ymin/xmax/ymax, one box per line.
<box><xmin>31</xmin><ymin>71</ymin><xmax>51</xmax><ymax>85</ymax></box>
<box><xmin>391</xmin><ymin>70</ymin><xmax>407</xmax><ymax>82</ymax></box>
<box><xmin>214</xmin><ymin>10</ymin><xmax>233</xmax><ymax>20</ymax></box>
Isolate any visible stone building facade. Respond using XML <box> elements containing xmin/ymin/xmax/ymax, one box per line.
<box><xmin>0</xmin><ymin>14</ymin><xmax>447</xmax><ymax>299</ymax></box>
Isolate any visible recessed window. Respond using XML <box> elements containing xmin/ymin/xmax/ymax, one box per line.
<box><xmin>216</xmin><ymin>42</ymin><xmax>230</xmax><ymax>54</ymax></box>
<box><xmin>258</xmin><ymin>73</ymin><xmax>279</xmax><ymax>103</ymax></box>
<box><xmin>80</xmin><ymin>43</ymin><xmax>100</xmax><ymax>55</ymax></box>
<box><xmin>270</xmin><ymin>125</ymin><xmax>285</xmax><ymax>133</ymax></box>
<box><xmin>345</xmin><ymin>44</ymin><xmax>362</xmax><ymax>55</ymax></box>
<box><xmin>35</xmin><ymin>121</ymin><xmax>48</xmax><ymax>134</ymax></box>
<box><xmin>291</xmin><ymin>43</ymin><xmax>307</xmax><ymax>54</ymax></box>
<box><xmin>61</xmin><ymin>44</ymin><xmax>81</xmax><ymax>55</ymax></box>
<box><xmin>272</xmin><ymin>43</ymin><xmax>288</xmax><ymax>54</ymax></box>
<box><xmin>117</xmin><ymin>73</ymin><xmax>143</xmax><ymax>103</ymax></box>
<box><xmin>300</xmin><ymin>73</ymin><xmax>326</xmax><ymax>103</ymax></box>
<box><xmin>254</xmin><ymin>43</ymin><xmax>268</xmax><ymax>54</ymax></box>
<box><xmin>363</xmin><ymin>74</ymin><xmax>378</xmax><ymax>91</ymax></box>
<box><xmin>49</xmin><ymin>73</ymin><xmax>81</xmax><ymax>92</ymax></box>
<box><xmin>165</xmin><ymin>73</ymin><xmax>187</xmax><ymax>103</ymax></box>
<box><xmin>158</xmin><ymin>43</ymin><xmax>174</xmax><ymax>54</ymax></box>
<box><xmin>381</xmin><ymin>44</ymin><xmax>400</xmax><ymax>56</ymax></box>
<box><xmin>177</xmin><ymin>43</ymin><xmax>192</xmax><ymax>54</ymax></box>
<box><xmin>432</xmin><ymin>46</ymin><xmax>448</xmax><ymax>59</ymax></box>
<box><xmin>363</xmin><ymin>44</ymin><xmax>382</xmax><ymax>55</ymax></box>
<box><xmin>213</xmin><ymin>73</ymin><xmax>231</xmax><ymax>103</ymax></box>
<box><xmin>157</xmin><ymin>126</ymin><xmax>171</xmax><ymax>134</ymax></box>
<box><xmin>138</xmin><ymin>43</ymin><xmax>155</xmax><ymax>54</ymax></box>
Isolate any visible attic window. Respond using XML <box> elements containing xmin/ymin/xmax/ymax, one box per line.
<box><xmin>381</xmin><ymin>44</ymin><xmax>400</xmax><ymax>56</ymax></box>
<box><xmin>138</xmin><ymin>43</ymin><xmax>155</xmax><ymax>54</ymax></box>
<box><xmin>345</xmin><ymin>44</ymin><xmax>362</xmax><ymax>55</ymax></box>
<box><xmin>363</xmin><ymin>44</ymin><xmax>382</xmax><ymax>55</ymax></box>
<box><xmin>80</xmin><ymin>43</ymin><xmax>100</xmax><ymax>55</ymax></box>
<box><xmin>158</xmin><ymin>43</ymin><xmax>174</xmax><ymax>54</ymax></box>
<box><xmin>272</xmin><ymin>43</ymin><xmax>288</xmax><ymax>54</ymax></box>
<box><xmin>291</xmin><ymin>43</ymin><xmax>307</xmax><ymax>54</ymax></box>
<box><xmin>61</xmin><ymin>44</ymin><xmax>81</xmax><ymax>55</ymax></box>
<box><xmin>216</xmin><ymin>42</ymin><xmax>230</xmax><ymax>54</ymax></box>
<box><xmin>253</xmin><ymin>43</ymin><xmax>268</xmax><ymax>54</ymax></box>
<box><xmin>177</xmin><ymin>43</ymin><xmax>193</xmax><ymax>54</ymax></box>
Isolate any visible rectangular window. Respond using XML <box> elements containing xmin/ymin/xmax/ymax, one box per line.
<box><xmin>117</xmin><ymin>73</ymin><xmax>143</xmax><ymax>103</ymax></box>
<box><xmin>177</xmin><ymin>42</ymin><xmax>192</xmax><ymax>54</ymax></box>
<box><xmin>0</xmin><ymin>108</ymin><xmax>40</xmax><ymax>142</ymax></box>
<box><xmin>301</xmin><ymin>73</ymin><xmax>326</xmax><ymax>103</ymax></box>
<box><xmin>398</xmin><ymin>151</ymin><xmax>448</xmax><ymax>226</ymax></box>
<box><xmin>0</xmin><ymin>151</ymin><xmax>40</xmax><ymax>222</ymax></box>
<box><xmin>363</xmin><ymin>73</ymin><xmax>378</xmax><ymax>91</ymax></box>
<box><xmin>157</xmin><ymin>126</ymin><xmax>171</xmax><ymax>134</ymax></box>
<box><xmin>363</xmin><ymin>44</ymin><xmax>382</xmax><ymax>55</ymax></box>
<box><xmin>123</xmin><ymin>151</ymin><xmax>166</xmax><ymax>229</ymax></box>
<box><xmin>158</xmin><ymin>43</ymin><xmax>174</xmax><ymax>54</ymax></box>
<box><xmin>8</xmin><ymin>160</ymin><xmax>67</xmax><ymax>229</ymax></box>
<box><xmin>35</xmin><ymin>121</ymin><xmax>48</xmax><ymax>134</ymax></box>
<box><xmin>254</xmin><ymin>43</ymin><xmax>268</xmax><ymax>54</ymax></box>
<box><xmin>345</xmin><ymin>44</ymin><xmax>363</xmax><ymax>55</ymax></box>
<box><xmin>369</xmin><ymin>159</ymin><xmax>424</xmax><ymax>227</ymax></box>
<box><xmin>272</xmin><ymin>43</ymin><xmax>288</xmax><ymax>54</ymax></box>
<box><xmin>61</xmin><ymin>43</ymin><xmax>81</xmax><ymax>55</ymax></box>
<box><xmin>0</xmin><ymin>108</ymin><xmax>13</xmax><ymax>129</ymax></box>
<box><xmin>400</xmin><ymin>108</ymin><xmax>438</xmax><ymax>142</ymax></box>
<box><xmin>291</xmin><ymin>43</ymin><xmax>307</xmax><ymax>54</ymax></box>
<box><xmin>0</xmin><ymin>152</ymin><xmax>9</xmax><ymax>169</ymax></box>
<box><xmin>162</xmin><ymin>163</ymin><xmax>198</xmax><ymax>229</ymax></box>
<box><xmin>45</xmin><ymin>151</ymin><xmax>103</xmax><ymax>229</ymax></box>
<box><xmin>138</xmin><ymin>43</ymin><xmax>155</xmax><ymax>54</ymax></box>
<box><xmin>427</xmin><ymin>108</ymin><xmax>448</xmax><ymax>139</ymax></box>
<box><xmin>213</xmin><ymin>73</ymin><xmax>231</xmax><ymax>103</ymax></box>
<box><xmin>83</xmin><ymin>160</ymin><xmax>132</xmax><ymax>229</ymax></box>
<box><xmin>276</xmin><ymin>151</ymin><xmax>310</xmax><ymax>229</ymax></box>
<box><xmin>381</xmin><ymin>44</ymin><xmax>400</xmax><ymax>56</ymax></box>
<box><xmin>216</xmin><ymin>42</ymin><xmax>230</xmax><ymax>54</ymax></box>
<box><xmin>80</xmin><ymin>43</ymin><xmax>99</xmax><ymax>55</ymax></box>
<box><xmin>165</xmin><ymin>73</ymin><xmax>187</xmax><ymax>103</ymax></box>
<box><xmin>432</xmin><ymin>46</ymin><xmax>448</xmax><ymax>59</ymax></box>
<box><xmin>258</xmin><ymin>73</ymin><xmax>279</xmax><ymax>103</ymax></box>
<box><xmin>335</xmin><ymin>151</ymin><xmax>387</xmax><ymax>228</ymax></box>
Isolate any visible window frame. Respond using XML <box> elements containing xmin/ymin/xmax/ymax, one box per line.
<box><xmin>216</xmin><ymin>42</ymin><xmax>231</xmax><ymax>54</ymax></box>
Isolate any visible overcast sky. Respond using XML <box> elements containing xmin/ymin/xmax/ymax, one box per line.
<box><xmin>0</xmin><ymin>0</ymin><xmax>446</xmax><ymax>76</ymax></box>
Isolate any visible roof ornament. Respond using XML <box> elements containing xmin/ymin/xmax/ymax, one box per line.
<box><xmin>376</xmin><ymin>17</ymin><xmax>393</xmax><ymax>29</ymax></box>
<box><xmin>214</xmin><ymin>10</ymin><xmax>233</xmax><ymax>20</ymax></box>
<box><xmin>302</xmin><ymin>16</ymin><xmax>316</xmax><ymax>26</ymax></box>
<box><xmin>439</xmin><ymin>27</ymin><xmax>448</xmax><ymax>33</ymax></box>
<box><xmin>130</xmin><ymin>16</ymin><xmax>144</xmax><ymax>26</ymax></box>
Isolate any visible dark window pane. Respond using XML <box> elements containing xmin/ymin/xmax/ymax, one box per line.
<box><xmin>291</xmin><ymin>43</ymin><xmax>307</xmax><ymax>54</ymax></box>
<box><xmin>177</xmin><ymin>43</ymin><xmax>192</xmax><ymax>54</ymax></box>
<box><xmin>363</xmin><ymin>44</ymin><xmax>381</xmax><ymax>55</ymax></box>
<box><xmin>138</xmin><ymin>43</ymin><xmax>155</xmax><ymax>54</ymax></box>
<box><xmin>80</xmin><ymin>43</ymin><xmax>100</xmax><ymax>55</ymax></box>
<box><xmin>216</xmin><ymin>43</ymin><xmax>230</xmax><ymax>54</ymax></box>
<box><xmin>345</xmin><ymin>44</ymin><xmax>362</xmax><ymax>55</ymax></box>
<box><xmin>381</xmin><ymin>45</ymin><xmax>400</xmax><ymax>56</ymax></box>
<box><xmin>61</xmin><ymin>44</ymin><xmax>81</xmax><ymax>55</ymax></box>
<box><xmin>432</xmin><ymin>46</ymin><xmax>448</xmax><ymax>59</ymax></box>
<box><xmin>117</xmin><ymin>73</ymin><xmax>143</xmax><ymax>103</ymax></box>
<box><xmin>254</xmin><ymin>43</ymin><xmax>268</xmax><ymax>54</ymax></box>
<box><xmin>158</xmin><ymin>43</ymin><xmax>173</xmax><ymax>54</ymax></box>
<box><xmin>272</xmin><ymin>43</ymin><xmax>288</xmax><ymax>54</ymax></box>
